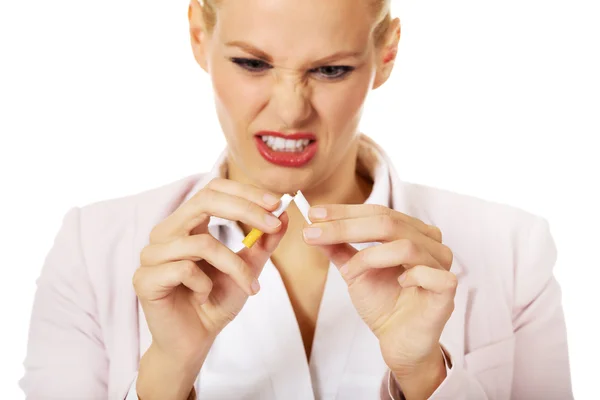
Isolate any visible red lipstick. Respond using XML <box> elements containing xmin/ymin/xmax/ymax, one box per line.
<box><xmin>254</xmin><ymin>131</ymin><xmax>318</xmax><ymax>168</ymax></box>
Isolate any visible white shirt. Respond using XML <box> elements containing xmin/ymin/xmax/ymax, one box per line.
<box><xmin>128</xmin><ymin>136</ymin><xmax>449</xmax><ymax>399</ymax></box>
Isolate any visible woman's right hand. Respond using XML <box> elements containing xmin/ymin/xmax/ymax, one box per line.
<box><xmin>133</xmin><ymin>178</ymin><xmax>289</xmax><ymax>367</ymax></box>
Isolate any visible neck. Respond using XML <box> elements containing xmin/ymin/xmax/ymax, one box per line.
<box><xmin>304</xmin><ymin>143</ymin><xmax>371</xmax><ymax>208</ymax></box>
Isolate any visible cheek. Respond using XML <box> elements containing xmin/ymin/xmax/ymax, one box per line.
<box><xmin>312</xmin><ymin>70</ymin><xmax>372</xmax><ymax>137</ymax></box>
<box><xmin>212</xmin><ymin>66</ymin><xmax>243</xmax><ymax>121</ymax></box>
<box><xmin>211</xmin><ymin>61</ymin><xmax>267</xmax><ymax>125</ymax></box>
<box><xmin>209</xmin><ymin>61</ymin><xmax>269</xmax><ymax>163</ymax></box>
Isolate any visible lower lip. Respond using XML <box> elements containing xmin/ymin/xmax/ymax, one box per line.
<box><xmin>255</xmin><ymin>137</ymin><xmax>318</xmax><ymax>167</ymax></box>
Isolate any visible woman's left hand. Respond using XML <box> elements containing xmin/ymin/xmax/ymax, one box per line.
<box><xmin>302</xmin><ymin>204</ymin><xmax>457</xmax><ymax>384</ymax></box>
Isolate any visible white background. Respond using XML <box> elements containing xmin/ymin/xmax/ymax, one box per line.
<box><xmin>1</xmin><ymin>0</ymin><xmax>598</xmax><ymax>398</ymax></box>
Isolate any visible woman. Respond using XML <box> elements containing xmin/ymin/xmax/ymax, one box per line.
<box><xmin>20</xmin><ymin>0</ymin><xmax>573</xmax><ymax>399</ymax></box>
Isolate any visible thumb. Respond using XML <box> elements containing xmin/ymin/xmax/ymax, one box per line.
<box><xmin>237</xmin><ymin>211</ymin><xmax>289</xmax><ymax>274</ymax></box>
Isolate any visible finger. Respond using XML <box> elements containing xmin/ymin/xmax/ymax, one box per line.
<box><xmin>343</xmin><ymin>239</ymin><xmax>442</xmax><ymax>281</ymax></box>
<box><xmin>133</xmin><ymin>260</ymin><xmax>213</xmax><ymax>303</ymax></box>
<box><xmin>303</xmin><ymin>217</ymin><xmax>453</xmax><ymax>269</ymax></box>
<box><xmin>204</xmin><ymin>178</ymin><xmax>282</xmax><ymax>211</ymax></box>
<box><xmin>152</xmin><ymin>188</ymin><xmax>283</xmax><ymax>243</ymax></box>
<box><xmin>140</xmin><ymin>234</ymin><xmax>258</xmax><ymax>296</ymax></box>
<box><xmin>398</xmin><ymin>265</ymin><xmax>458</xmax><ymax>295</ymax></box>
<box><xmin>237</xmin><ymin>211</ymin><xmax>290</xmax><ymax>274</ymax></box>
<box><xmin>303</xmin><ymin>215</ymin><xmax>414</xmax><ymax>243</ymax></box>
<box><xmin>308</xmin><ymin>204</ymin><xmax>440</xmax><ymax>241</ymax></box>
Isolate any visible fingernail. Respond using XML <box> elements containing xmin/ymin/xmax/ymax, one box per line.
<box><xmin>340</xmin><ymin>264</ymin><xmax>349</xmax><ymax>275</ymax></box>
<box><xmin>398</xmin><ymin>272</ymin><xmax>407</xmax><ymax>283</ymax></box>
<box><xmin>251</xmin><ymin>279</ymin><xmax>261</xmax><ymax>294</ymax></box>
<box><xmin>263</xmin><ymin>193</ymin><xmax>280</xmax><ymax>206</ymax></box>
<box><xmin>303</xmin><ymin>227</ymin><xmax>322</xmax><ymax>239</ymax></box>
<box><xmin>264</xmin><ymin>214</ymin><xmax>282</xmax><ymax>227</ymax></box>
<box><xmin>309</xmin><ymin>207</ymin><xmax>327</xmax><ymax>219</ymax></box>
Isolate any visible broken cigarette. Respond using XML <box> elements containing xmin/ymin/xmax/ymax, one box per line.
<box><xmin>241</xmin><ymin>190</ymin><xmax>312</xmax><ymax>248</ymax></box>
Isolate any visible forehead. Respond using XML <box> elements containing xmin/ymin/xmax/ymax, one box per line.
<box><xmin>215</xmin><ymin>0</ymin><xmax>375</xmax><ymax>57</ymax></box>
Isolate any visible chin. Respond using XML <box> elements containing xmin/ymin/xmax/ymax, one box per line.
<box><xmin>251</xmin><ymin>165</ymin><xmax>321</xmax><ymax>195</ymax></box>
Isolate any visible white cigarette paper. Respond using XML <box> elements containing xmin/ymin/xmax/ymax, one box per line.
<box><xmin>273</xmin><ymin>194</ymin><xmax>294</xmax><ymax>217</ymax></box>
<box><xmin>293</xmin><ymin>190</ymin><xmax>312</xmax><ymax>224</ymax></box>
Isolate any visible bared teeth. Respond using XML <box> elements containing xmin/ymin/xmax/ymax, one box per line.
<box><xmin>261</xmin><ymin>135</ymin><xmax>311</xmax><ymax>152</ymax></box>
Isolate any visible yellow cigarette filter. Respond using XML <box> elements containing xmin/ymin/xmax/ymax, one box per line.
<box><xmin>242</xmin><ymin>228</ymin><xmax>264</xmax><ymax>248</ymax></box>
<box><xmin>242</xmin><ymin>194</ymin><xmax>295</xmax><ymax>248</ymax></box>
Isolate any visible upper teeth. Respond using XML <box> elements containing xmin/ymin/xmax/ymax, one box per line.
<box><xmin>261</xmin><ymin>135</ymin><xmax>312</xmax><ymax>152</ymax></box>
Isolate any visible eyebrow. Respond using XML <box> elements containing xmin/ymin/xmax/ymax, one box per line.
<box><xmin>225</xmin><ymin>40</ymin><xmax>364</xmax><ymax>65</ymax></box>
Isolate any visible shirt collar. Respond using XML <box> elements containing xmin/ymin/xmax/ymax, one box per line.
<box><xmin>183</xmin><ymin>134</ymin><xmax>392</xmax><ymax>228</ymax></box>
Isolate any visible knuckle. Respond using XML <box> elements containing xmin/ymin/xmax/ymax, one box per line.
<box><xmin>332</xmin><ymin>219</ymin><xmax>346</xmax><ymax>236</ymax></box>
<box><xmin>370</xmin><ymin>204</ymin><xmax>388</xmax><ymax>216</ymax></box>
<box><xmin>243</xmin><ymin>199</ymin><xmax>256</xmax><ymax>216</ymax></box>
<box><xmin>199</xmin><ymin>187</ymin><xmax>216</xmax><ymax>205</ymax></box>
<box><xmin>399</xmin><ymin>238</ymin><xmax>419</xmax><ymax>259</ymax></box>
<box><xmin>171</xmin><ymin>235</ymin><xmax>191</xmax><ymax>257</ymax></box>
<box><xmin>378</xmin><ymin>214</ymin><xmax>397</xmax><ymax>239</ymax></box>
<box><xmin>382</xmin><ymin>205</ymin><xmax>394</xmax><ymax>216</ymax></box>
<box><xmin>139</xmin><ymin>246</ymin><xmax>151</xmax><ymax>266</ymax></box>
<box><xmin>148</xmin><ymin>226</ymin><xmax>162</xmax><ymax>244</ymax></box>
<box><xmin>131</xmin><ymin>268</ymin><xmax>143</xmax><ymax>292</ymax></box>
<box><xmin>428</xmin><ymin>225</ymin><xmax>443</xmax><ymax>242</ymax></box>
<box><xmin>195</xmin><ymin>233</ymin><xmax>217</xmax><ymax>253</ymax></box>
<box><xmin>441</xmin><ymin>245</ymin><xmax>454</xmax><ymax>269</ymax></box>
<box><xmin>178</xmin><ymin>260</ymin><xmax>197</xmax><ymax>279</ymax></box>
<box><xmin>234</xmin><ymin>256</ymin><xmax>249</xmax><ymax>274</ymax></box>
<box><xmin>446</xmin><ymin>272</ymin><xmax>459</xmax><ymax>291</ymax></box>
<box><xmin>206</xmin><ymin>178</ymin><xmax>223</xmax><ymax>190</ymax></box>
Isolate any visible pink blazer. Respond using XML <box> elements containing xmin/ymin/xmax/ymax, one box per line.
<box><xmin>20</xmin><ymin>140</ymin><xmax>573</xmax><ymax>399</ymax></box>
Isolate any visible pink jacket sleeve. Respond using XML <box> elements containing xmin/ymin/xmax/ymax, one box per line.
<box><xmin>507</xmin><ymin>217</ymin><xmax>572</xmax><ymax>398</ymax></box>
<box><xmin>19</xmin><ymin>207</ymin><xmax>130</xmax><ymax>399</ymax></box>
<box><xmin>383</xmin><ymin>217</ymin><xmax>573</xmax><ymax>399</ymax></box>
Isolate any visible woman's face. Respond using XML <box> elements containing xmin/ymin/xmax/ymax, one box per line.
<box><xmin>190</xmin><ymin>0</ymin><xmax>397</xmax><ymax>194</ymax></box>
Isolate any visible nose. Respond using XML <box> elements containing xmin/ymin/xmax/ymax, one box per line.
<box><xmin>271</xmin><ymin>73</ymin><xmax>313</xmax><ymax>128</ymax></box>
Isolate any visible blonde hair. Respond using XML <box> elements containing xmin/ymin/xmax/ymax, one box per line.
<box><xmin>198</xmin><ymin>0</ymin><xmax>392</xmax><ymax>47</ymax></box>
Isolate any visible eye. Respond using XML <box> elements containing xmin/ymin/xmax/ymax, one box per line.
<box><xmin>230</xmin><ymin>57</ymin><xmax>355</xmax><ymax>80</ymax></box>
<box><xmin>230</xmin><ymin>57</ymin><xmax>273</xmax><ymax>72</ymax></box>
<box><xmin>310</xmin><ymin>65</ymin><xmax>355</xmax><ymax>80</ymax></box>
